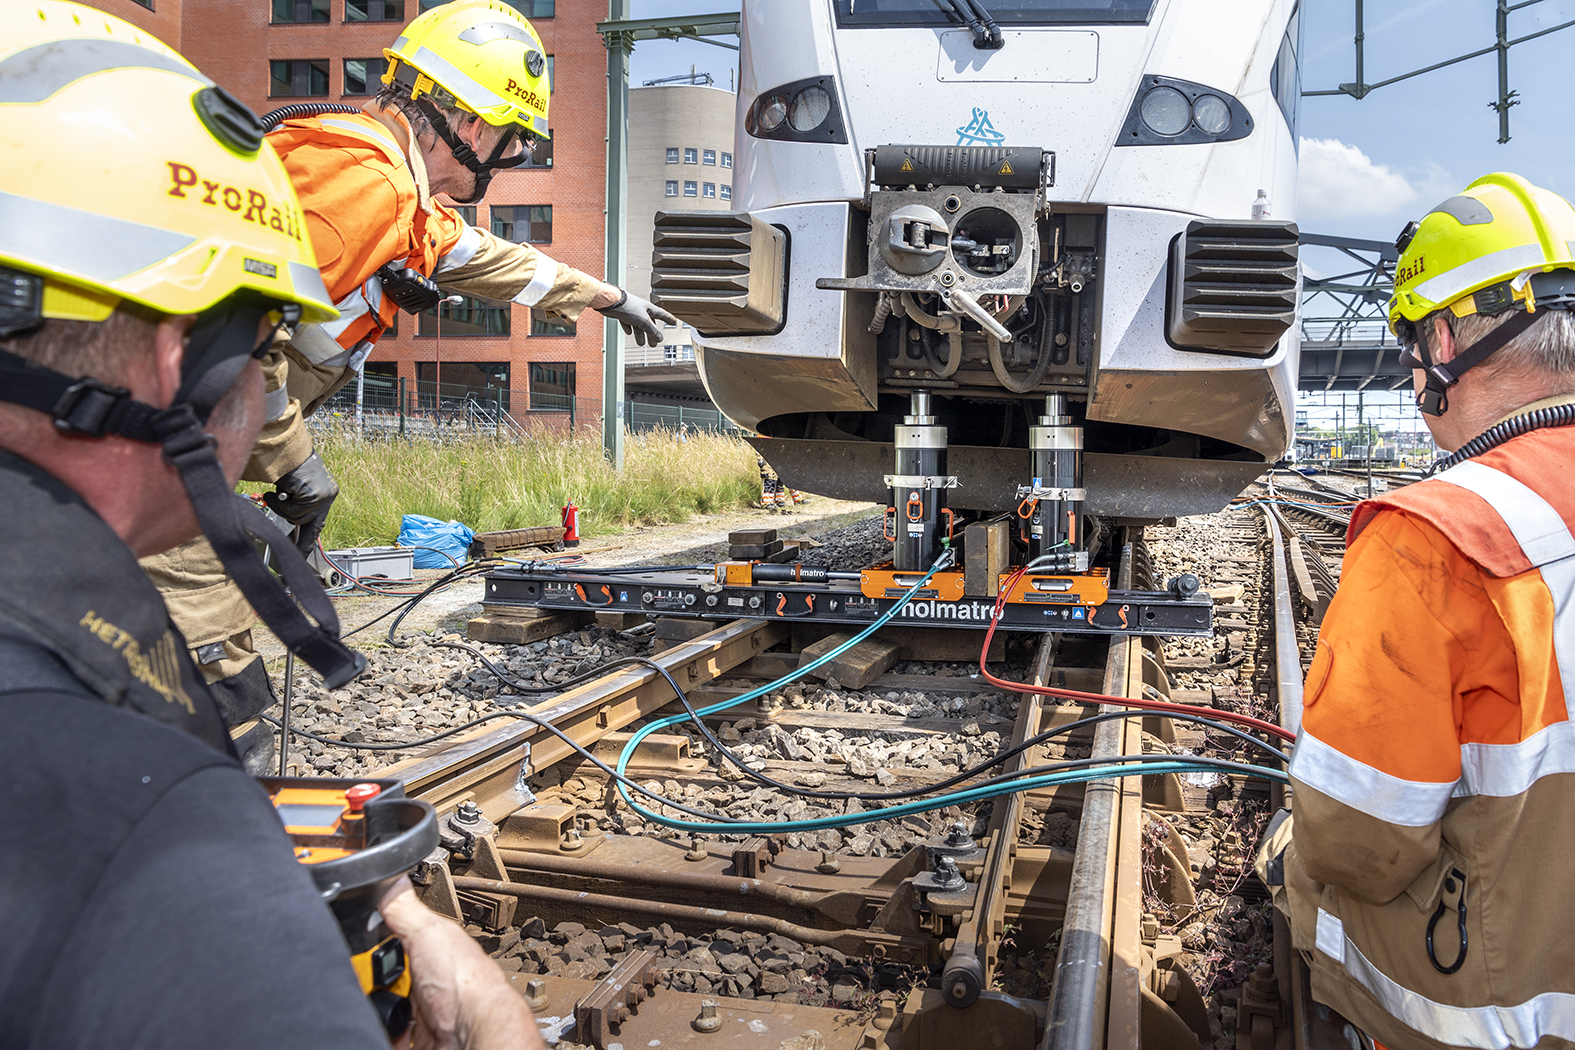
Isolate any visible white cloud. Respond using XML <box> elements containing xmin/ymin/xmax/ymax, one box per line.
<box><xmin>1296</xmin><ymin>138</ymin><xmax>1426</xmax><ymax>224</ymax></box>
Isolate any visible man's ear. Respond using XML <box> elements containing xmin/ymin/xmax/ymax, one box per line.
<box><xmin>1429</xmin><ymin>313</ymin><xmax>1458</xmax><ymax>366</ymax></box>
<box><xmin>148</xmin><ymin>315</ymin><xmax>194</xmax><ymax>409</ymax></box>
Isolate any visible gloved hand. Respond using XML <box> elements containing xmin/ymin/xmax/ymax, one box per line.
<box><xmin>598</xmin><ymin>289</ymin><xmax>679</xmax><ymax>347</ymax></box>
<box><xmin>261</xmin><ymin>451</ymin><xmax>338</xmax><ymax>555</ymax></box>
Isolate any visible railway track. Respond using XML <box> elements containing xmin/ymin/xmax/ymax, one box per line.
<box><xmin>268</xmin><ymin>479</ymin><xmax>1413</xmax><ymax>1049</ymax></box>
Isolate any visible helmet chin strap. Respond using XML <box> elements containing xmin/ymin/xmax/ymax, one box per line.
<box><xmin>414</xmin><ymin>97</ymin><xmax>527</xmax><ymax>204</ymax></box>
<box><xmin>1412</xmin><ymin>310</ymin><xmax>1539</xmax><ymax>417</ymax></box>
<box><xmin>0</xmin><ymin>289</ymin><xmax>366</xmax><ymax>689</ymax></box>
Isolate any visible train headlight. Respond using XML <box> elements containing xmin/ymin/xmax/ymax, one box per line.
<box><xmin>788</xmin><ymin>85</ymin><xmax>832</xmax><ymax>133</ymax></box>
<box><xmin>1192</xmin><ymin>95</ymin><xmax>1231</xmax><ymax>135</ymax></box>
<box><xmin>1139</xmin><ymin>87</ymin><xmax>1190</xmax><ymax>136</ymax></box>
<box><xmin>758</xmin><ymin>94</ymin><xmax>788</xmax><ymax>132</ymax></box>
<box><xmin>1118</xmin><ymin>77</ymin><xmax>1253</xmax><ymax>147</ymax></box>
<box><xmin>745</xmin><ymin>76</ymin><xmax>848</xmax><ymax>144</ymax></box>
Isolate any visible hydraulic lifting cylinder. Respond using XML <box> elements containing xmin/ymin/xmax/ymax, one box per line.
<box><xmin>886</xmin><ymin>391</ymin><xmax>958</xmax><ymax>571</ymax></box>
<box><xmin>1022</xmin><ymin>394</ymin><xmax>1086</xmax><ymax>566</ymax></box>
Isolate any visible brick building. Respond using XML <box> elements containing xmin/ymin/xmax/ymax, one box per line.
<box><xmin>90</xmin><ymin>0</ymin><xmax>609</xmax><ymax>426</ymax></box>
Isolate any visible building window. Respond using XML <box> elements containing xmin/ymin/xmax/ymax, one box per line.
<box><xmin>129</xmin><ymin>0</ymin><xmax>153</xmax><ymax>8</ymax></box>
<box><xmin>721</xmin><ymin>152</ymin><xmax>732</xmax><ymax>168</ymax></box>
<box><xmin>273</xmin><ymin>0</ymin><xmax>329</xmax><ymax>21</ymax></box>
<box><xmin>683</xmin><ymin>148</ymin><xmax>697</xmax><ymax>164</ymax></box>
<box><xmin>491</xmin><ymin>205</ymin><xmax>551</xmax><ymax>245</ymax></box>
<box><xmin>683</xmin><ymin>181</ymin><xmax>697</xmax><ymax>197</ymax></box>
<box><xmin>665</xmin><ymin>147</ymin><xmax>680</xmax><ymax>164</ymax></box>
<box><xmin>545</xmin><ymin>55</ymin><xmax>554</xmax><ymax>93</ymax></box>
<box><xmin>415</xmin><ymin>361</ymin><xmax>509</xmax><ymax>408</ymax></box>
<box><xmin>703</xmin><ymin>149</ymin><xmax>716</xmax><ymax>166</ymax></box>
<box><xmin>665</xmin><ymin>180</ymin><xmax>679</xmax><ymax>197</ymax></box>
<box><xmin>518</xmin><ymin>133</ymin><xmax>552</xmax><ymax>169</ymax></box>
<box><xmin>529</xmin><ymin>362</ymin><xmax>575</xmax><ymax>409</ymax></box>
<box><xmin>270</xmin><ymin>60</ymin><xmax>330</xmax><ymax>97</ymax></box>
<box><xmin>451</xmin><ymin>205</ymin><xmax>477</xmax><ymax>226</ymax></box>
<box><xmin>512</xmin><ymin>0</ymin><xmax>554</xmax><ymax>15</ymax></box>
<box><xmin>720</xmin><ymin>184</ymin><xmax>732</xmax><ymax>202</ymax></box>
<box><xmin>342</xmin><ymin>57</ymin><xmax>388</xmax><ymax>95</ymax></box>
<box><xmin>418</xmin><ymin>294</ymin><xmax>510</xmax><ymax>337</ymax></box>
<box><xmin>345</xmin><ymin>0</ymin><xmax>402</xmax><ymax>19</ymax></box>
<box><xmin>702</xmin><ymin>183</ymin><xmax>716</xmax><ymax>199</ymax></box>
<box><xmin>530</xmin><ymin>314</ymin><xmax>575</xmax><ymax>337</ymax></box>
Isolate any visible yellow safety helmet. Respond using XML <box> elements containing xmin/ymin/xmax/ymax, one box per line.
<box><xmin>0</xmin><ymin>1</ymin><xmax>336</xmax><ymax>328</ymax></box>
<box><xmin>1387</xmin><ymin>173</ymin><xmax>1575</xmax><ymax>415</ymax></box>
<box><xmin>383</xmin><ymin>0</ymin><xmax>551</xmax><ymax>141</ymax></box>
<box><xmin>0</xmin><ymin>2</ymin><xmax>364</xmax><ymax>692</ymax></box>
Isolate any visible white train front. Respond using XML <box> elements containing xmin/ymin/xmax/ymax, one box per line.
<box><xmin>651</xmin><ymin>0</ymin><xmax>1303</xmax><ymax>521</ymax></box>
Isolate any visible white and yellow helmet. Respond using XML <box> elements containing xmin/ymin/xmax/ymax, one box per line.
<box><xmin>0</xmin><ymin>0</ymin><xmax>335</xmax><ymax>327</ymax></box>
<box><xmin>383</xmin><ymin>0</ymin><xmax>551</xmax><ymax>142</ymax></box>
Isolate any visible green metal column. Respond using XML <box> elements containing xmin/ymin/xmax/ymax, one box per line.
<box><xmin>603</xmin><ymin>0</ymin><xmax>632</xmax><ymax>470</ymax></box>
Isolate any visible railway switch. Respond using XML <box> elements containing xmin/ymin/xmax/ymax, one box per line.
<box><xmin>262</xmin><ymin>776</ymin><xmax>438</xmax><ymax>1040</ymax></box>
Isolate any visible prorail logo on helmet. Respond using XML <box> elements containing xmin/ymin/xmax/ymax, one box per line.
<box><xmin>164</xmin><ymin>162</ymin><xmax>304</xmax><ymax>241</ymax></box>
<box><xmin>503</xmin><ymin>77</ymin><xmax>545</xmax><ymax>112</ymax></box>
<box><xmin>1396</xmin><ymin>254</ymin><xmax>1426</xmax><ymax>286</ymax></box>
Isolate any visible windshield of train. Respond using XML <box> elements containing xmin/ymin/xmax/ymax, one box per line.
<box><xmin>837</xmin><ymin>0</ymin><xmax>1155</xmax><ymax>26</ymax></box>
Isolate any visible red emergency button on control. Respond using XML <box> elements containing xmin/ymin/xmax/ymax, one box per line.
<box><xmin>345</xmin><ymin>783</ymin><xmax>382</xmax><ymax>812</ymax></box>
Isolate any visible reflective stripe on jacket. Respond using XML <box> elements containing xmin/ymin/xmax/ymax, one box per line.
<box><xmin>1285</xmin><ymin>425</ymin><xmax>1575</xmax><ymax>1050</ymax></box>
<box><xmin>266</xmin><ymin>111</ymin><xmax>600</xmax><ymax>363</ymax></box>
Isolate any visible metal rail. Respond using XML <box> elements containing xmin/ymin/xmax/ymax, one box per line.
<box><xmin>382</xmin><ymin>618</ymin><xmax>787</xmax><ymax>812</ymax></box>
<box><xmin>380</xmin><ymin>528</ymin><xmax>1230</xmax><ymax>1049</ymax></box>
<box><xmin>1043</xmin><ymin>534</ymin><xmax>1135</xmax><ymax>1050</ymax></box>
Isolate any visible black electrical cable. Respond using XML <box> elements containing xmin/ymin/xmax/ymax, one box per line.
<box><xmin>442</xmin><ymin>639</ymin><xmax>1292</xmax><ymax>801</ymax></box>
<box><xmin>1428</xmin><ymin>401</ymin><xmax>1575</xmax><ymax>474</ymax></box>
<box><xmin>259</xmin><ymin>102</ymin><xmax>363</xmax><ymax>130</ymax></box>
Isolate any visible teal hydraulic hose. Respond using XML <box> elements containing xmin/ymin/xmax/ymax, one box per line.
<box><xmin>612</xmin><ymin>546</ymin><xmax>1287</xmax><ymax>834</ymax></box>
<box><xmin>620</xmin><ymin>758</ymin><xmax>1289</xmax><ymax>835</ymax></box>
<box><xmin>613</xmin><ymin>549</ymin><xmax>954</xmax><ymax>805</ymax></box>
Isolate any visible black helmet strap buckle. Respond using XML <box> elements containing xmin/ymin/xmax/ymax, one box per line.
<box><xmin>1411</xmin><ymin>308</ymin><xmax>1539</xmax><ymax>417</ymax></box>
<box><xmin>0</xmin><ymin>289</ymin><xmax>364</xmax><ymax>690</ymax></box>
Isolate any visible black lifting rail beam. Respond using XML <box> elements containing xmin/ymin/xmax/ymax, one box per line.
<box><xmin>481</xmin><ymin>567</ymin><xmax>1212</xmax><ymax>639</ymax></box>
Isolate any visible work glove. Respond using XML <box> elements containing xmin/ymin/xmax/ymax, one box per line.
<box><xmin>261</xmin><ymin>451</ymin><xmax>338</xmax><ymax>556</ymax></box>
<box><xmin>598</xmin><ymin>289</ymin><xmax>678</xmax><ymax>347</ymax></box>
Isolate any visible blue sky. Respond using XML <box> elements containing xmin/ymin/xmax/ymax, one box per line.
<box><xmin>623</xmin><ymin>1</ymin><xmax>1575</xmax><ymax>437</ymax></box>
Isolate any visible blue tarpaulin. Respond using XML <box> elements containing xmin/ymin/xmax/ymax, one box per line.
<box><xmin>397</xmin><ymin>514</ymin><xmax>474</xmax><ymax>568</ymax></box>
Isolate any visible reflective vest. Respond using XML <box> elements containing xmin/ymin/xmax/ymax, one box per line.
<box><xmin>1286</xmin><ymin>425</ymin><xmax>1575</xmax><ymax>1050</ymax></box>
<box><xmin>266</xmin><ymin>113</ymin><xmax>479</xmax><ymax>367</ymax></box>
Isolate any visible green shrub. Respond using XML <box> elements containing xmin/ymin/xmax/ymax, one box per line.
<box><xmin>253</xmin><ymin>424</ymin><xmax>762</xmax><ymax>548</ymax></box>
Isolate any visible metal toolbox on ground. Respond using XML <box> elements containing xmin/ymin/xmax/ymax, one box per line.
<box><xmin>320</xmin><ymin>546</ymin><xmax>416</xmax><ymax>582</ymax></box>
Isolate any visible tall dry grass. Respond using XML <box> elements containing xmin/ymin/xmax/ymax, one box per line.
<box><xmin>270</xmin><ymin>423</ymin><xmax>761</xmax><ymax>548</ymax></box>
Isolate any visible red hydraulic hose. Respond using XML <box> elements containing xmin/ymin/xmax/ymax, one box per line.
<box><xmin>979</xmin><ymin>567</ymin><xmax>1296</xmax><ymax>744</ymax></box>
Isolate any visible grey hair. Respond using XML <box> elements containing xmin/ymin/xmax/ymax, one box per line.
<box><xmin>1427</xmin><ymin>302</ymin><xmax>1575</xmax><ymax>375</ymax></box>
<box><xmin>0</xmin><ymin>304</ymin><xmax>161</xmax><ymax>386</ymax></box>
<box><xmin>371</xmin><ymin>82</ymin><xmax>473</xmax><ymax>146</ymax></box>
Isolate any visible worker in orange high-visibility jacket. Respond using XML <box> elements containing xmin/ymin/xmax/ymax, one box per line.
<box><xmin>140</xmin><ymin>0</ymin><xmax>677</xmax><ymax>771</ymax></box>
<box><xmin>1258</xmin><ymin>173</ymin><xmax>1575</xmax><ymax>1050</ymax></box>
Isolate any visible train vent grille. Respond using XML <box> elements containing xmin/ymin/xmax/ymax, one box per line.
<box><xmin>651</xmin><ymin>211</ymin><xmax>786</xmax><ymax>334</ymax></box>
<box><xmin>1169</xmin><ymin>220</ymin><xmax>1299</xmax><ymax>355</ymax></box>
